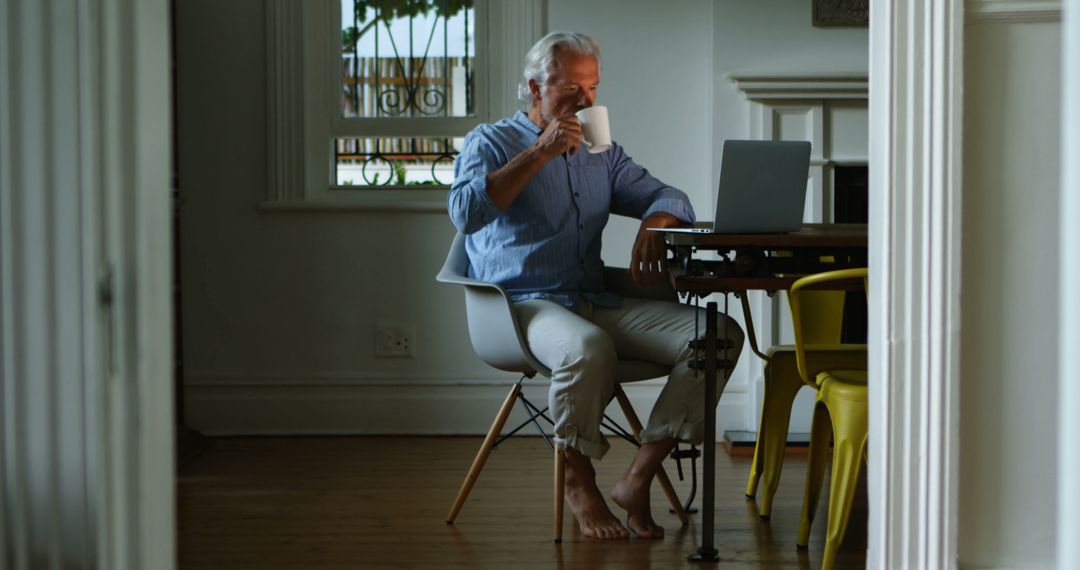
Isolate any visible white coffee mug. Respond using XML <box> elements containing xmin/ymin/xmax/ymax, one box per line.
<box><xmin>575</xmin><ymin>105</ymin><xmax>612</xmax><ymax>154</ymax></box>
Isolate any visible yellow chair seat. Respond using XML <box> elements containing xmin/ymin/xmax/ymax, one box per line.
<box><xmin>821</xmin><ymin>369</ymin><xmax>868</xmax><ymax>387</ymax></box>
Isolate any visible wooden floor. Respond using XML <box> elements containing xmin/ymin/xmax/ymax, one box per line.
<box><xmin>177</xmin><ymin>437</ymin><xmax>866</xmax><ymax>569</ymax></box>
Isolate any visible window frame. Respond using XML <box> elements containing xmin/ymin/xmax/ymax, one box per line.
<box><xmin>261</xmin><ymin>0</ymin><xmax>545</xmax><ymax>212</ymax></box>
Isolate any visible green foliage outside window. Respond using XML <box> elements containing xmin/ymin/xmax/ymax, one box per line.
<box><xmin>342</xmin><ymin>0</ymin><xmax>474</xmax><ymax>51</ymax></box>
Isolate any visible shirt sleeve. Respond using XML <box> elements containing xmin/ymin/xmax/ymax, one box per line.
<box><xmin>606</xmin><ymin>144</ymin><xmax>696</xmax><ymax>224</ymax></box>
<box><xmin>447</xmin><ymin>128</ymin><xmax>506</xmax><ymax>234</ymax></box>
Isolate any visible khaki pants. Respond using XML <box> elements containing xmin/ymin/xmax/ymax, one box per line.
<box><xmin>515</xmin><ymin>297</ymin><xmax>744</xmax><ymax>459</ymax></box>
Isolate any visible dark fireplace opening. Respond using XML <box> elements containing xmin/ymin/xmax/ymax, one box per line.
<box><xmin>835</xmin><ymin>165</ymin><xmax>868</xmax><ymax>343</ymax></box>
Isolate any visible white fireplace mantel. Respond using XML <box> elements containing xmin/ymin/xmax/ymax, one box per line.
<box><xmin>727</xmin><ymin>71</ymin><xmax>870</xmax><ymax>441</ymax></box>
<box><xmin>728</xmin><ymin>71</ymin><xmax>870</xmax><ymax>221</ymax></box>
<box><xmin>729</xmin><ymin>72</ymin><xmax>869</xmax><ymax>101</ymax></box>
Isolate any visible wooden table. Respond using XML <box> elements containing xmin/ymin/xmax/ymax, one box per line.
<box><xmin>663</xmin><ymin>224</ymin><xmax>868</xmax><ymax>562</ymax></box>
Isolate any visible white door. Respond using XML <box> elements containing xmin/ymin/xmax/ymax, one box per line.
<box><xmin>0</xmin><ymin>0</ymin><xmax>175</xmax><ymax>568</ymax></box>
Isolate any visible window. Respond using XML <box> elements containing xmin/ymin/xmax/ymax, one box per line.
<box><xmin>335</xmin><ymin>0</ymin><xmax>476</xmax><ymax>188</ymax></box>
<box><xmin>262</xmin><ymin>0</ymin><xmax>546</xmax><ymax>211</ymax></box>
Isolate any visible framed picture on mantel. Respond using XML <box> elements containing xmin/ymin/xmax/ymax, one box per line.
<box><xmin>813</xmin><ymin>0</ymin><xmax>869</xmax><ymax>27</ymax></box>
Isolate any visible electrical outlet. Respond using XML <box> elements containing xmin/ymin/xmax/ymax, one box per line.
<box><xmin>375</xmin><ymin>323</ymin><xmax>413</xmax><ymax>357</ymax></box>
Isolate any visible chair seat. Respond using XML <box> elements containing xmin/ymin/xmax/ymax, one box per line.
<box><xmin>765</xmin><ymin>345</ymin><xmax>868</xmax><ymax>388</ymax></box>
<box><xmin>766</xmin><ymin>343</ymin><xmax>867</xmax><ymax>356</ymax></box>
<box><xmin>521</xmin><ymin>360</ymin><xmax>669</xmax><ymax>384</ymax></box>
<box><xmin>817</xmin><ymin>369</ymin><xmax>869</xmax><ymax>389</ymax></box>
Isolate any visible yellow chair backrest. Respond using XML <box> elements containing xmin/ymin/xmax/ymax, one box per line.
<box><xmin>788</xmin><ymin>268</ymin><xmax>869</xmax><ymax>384</ymax></box>
<box><xmin>794</xmin><ymin>290</ymin><xmax>846</xmax><ymax>345</ymax></box>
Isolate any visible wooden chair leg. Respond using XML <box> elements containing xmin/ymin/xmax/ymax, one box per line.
<box><xmin>653</xmin><ymin>468</ymin><xmax>687</xmax><ymax>525</ymax></box>
<box><xmin>554</xmin><ymin>444</ymin><xmax>565</xmax><ymax>543</ymax></box>
<box><xmin>446</xmin><ymin>382</ymin><xmax>522</xmax><ymax>524</ymax></box>
<box><xmin>612</xmin><ymin>385</ymin><xmax>690</xmax><ymax>526</ymax></box>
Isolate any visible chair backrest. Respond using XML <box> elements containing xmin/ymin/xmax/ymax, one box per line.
<box><xmin>787</xmin><ymin>268</ymin><xmax>868</xmax><ymax>384</ymax></box>
<box><xmin>792</xmin><ymin>290</ymin><xmax>846</xmax><ymax>345</ymax></box>
<box><xmin>436</xmin><ymin>232</ymin><xmax>470</xmax><ymax>284</ymax></box>
<box><xmin>437</xmin><ymin>233</ymin><xmax>549</xmax><ymax>376</ymax></box>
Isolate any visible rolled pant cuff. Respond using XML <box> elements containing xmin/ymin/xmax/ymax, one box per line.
<box><xmin>554</xmin><ymin>433</ymin><xmax>610</xmax><ymax>460</ymax></box>
<box><xmin>640</xmin><ymin>419</ymin><xmax>705</xmax><ymax>447</ymax></box>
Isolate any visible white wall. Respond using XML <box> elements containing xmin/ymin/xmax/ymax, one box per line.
<box><xmin>177</xmin><ymin>0</ymin><xmax>480</xmax><ymax>432</ymax></box>
<box><xmin>178</xmin><ymin>0</ymin><xmax>735</xmax><ymax>433</ymax></box>
<box><xmin>713</xmin><ymin>0</ymin><xmax>869</xmax><ymax>182</ymax></box>
<box><xmin>958</xmin><ymin>19</ymin><xmax>1062</xmax><ymax>569</ymax></box>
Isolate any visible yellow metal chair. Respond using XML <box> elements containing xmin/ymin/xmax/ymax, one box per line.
<box><xmin>788</xmin><ymin>268</ymin><xmax>869</xmax><ymax>570</ymax></box>
<box><xmin>745</xmin><ymin>290</ymin><xmax>866</xmax><ymax>519</ymax></box>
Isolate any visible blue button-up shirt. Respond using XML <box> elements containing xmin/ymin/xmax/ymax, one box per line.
<box><xmin>448</xmin><ymin>111</ymin><xmax>696</xmax><ymax>311</ymax></box>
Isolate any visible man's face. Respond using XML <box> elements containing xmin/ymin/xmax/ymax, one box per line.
<box><xmin>532</xmin><ymin>52</ymin><xmax>600</xmax><ymax>126</ymax></box>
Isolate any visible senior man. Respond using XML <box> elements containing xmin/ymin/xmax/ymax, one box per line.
<box><xmin>448</xmin><ymin>31</ymin><xmax>743</xmax><ymax>540</ymax></box>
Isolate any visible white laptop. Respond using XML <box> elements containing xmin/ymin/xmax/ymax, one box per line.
<box><xmin>651</xmin><ymin>140</ymin><xmax>812</xmax><ymax>234</ymax></box>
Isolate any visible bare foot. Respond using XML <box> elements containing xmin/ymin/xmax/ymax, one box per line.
<box><xmin>611</xmin><ymin>471</ymin><xmax>665</xmax><ymax>539</ymax></box>
<box><xmin>563</xmin><ymin>450</ymin><xmax>629</xmax><ymax>540</ymax></box>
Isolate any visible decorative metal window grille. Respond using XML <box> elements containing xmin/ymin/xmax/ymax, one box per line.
<box><xmin>335</xmin><ymin>137</ymin><xmax>461</xmax><ymax>186</ymax></box>
<box><xmin>337</xmin><ymin>0</ymin><xmax>475</xmax><ymax>188</ymax></box>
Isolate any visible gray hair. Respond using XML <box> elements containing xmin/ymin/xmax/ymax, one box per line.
<box><xmin>517</xmin><ymin>31</ymin><xmax>602</xmax><ymax>109</ymax></box>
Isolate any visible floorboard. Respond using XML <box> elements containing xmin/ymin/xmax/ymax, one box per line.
<box><xmin>177</xmin><ymin>436</ymin><xmax>867</xmax><ymax>569</ymax></box>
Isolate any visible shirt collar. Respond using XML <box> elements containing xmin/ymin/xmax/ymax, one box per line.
<box><xmin>513</xmin><ymin>110</ymin><xmax>543</xmax><ymax>135</ymax></box>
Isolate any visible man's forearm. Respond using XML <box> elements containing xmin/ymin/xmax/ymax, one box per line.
<box><xmin>484</xmin><ymin>146</ymin><xmax>553</xmax><ymax>211</ymax></box>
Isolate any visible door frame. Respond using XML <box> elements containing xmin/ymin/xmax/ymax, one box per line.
<box><xmin>867</xmin><ymin>1</ymin><xmax>965</xmax><ymax>567</ymax></box>
<box><xmin>1058</xmin><ymin>0</ymin><xmax>1079</xmax><ymax>567</ymax></box>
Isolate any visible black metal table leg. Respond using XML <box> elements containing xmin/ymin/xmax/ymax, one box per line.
<box><xmin>689</xmin><ymin>300</ymin><xmax>720</xmax><ymax>562</ymax></box>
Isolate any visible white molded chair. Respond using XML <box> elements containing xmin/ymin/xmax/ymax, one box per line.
<box><xmin>437</xmin><ymin>232</ymin><xmax>690</xmax><ymax>542</ymax></box>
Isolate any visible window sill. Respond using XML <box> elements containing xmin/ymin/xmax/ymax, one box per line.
<box><xmin>258</xmin><ymin>188</ymin><xmax>450</xmax><ymax>213</ymax></box>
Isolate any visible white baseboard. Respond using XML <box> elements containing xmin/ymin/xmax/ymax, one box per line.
<box><xmin>185</xmin><ymin>376</ymin><xmax>749</xmax><ymax>436</ymax></box>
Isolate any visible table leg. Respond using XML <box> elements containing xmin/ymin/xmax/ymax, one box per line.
<box><xmin>689</xmin><ymin>300</ymin><xmax>720</xmax><ymax>562</ymax></box>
